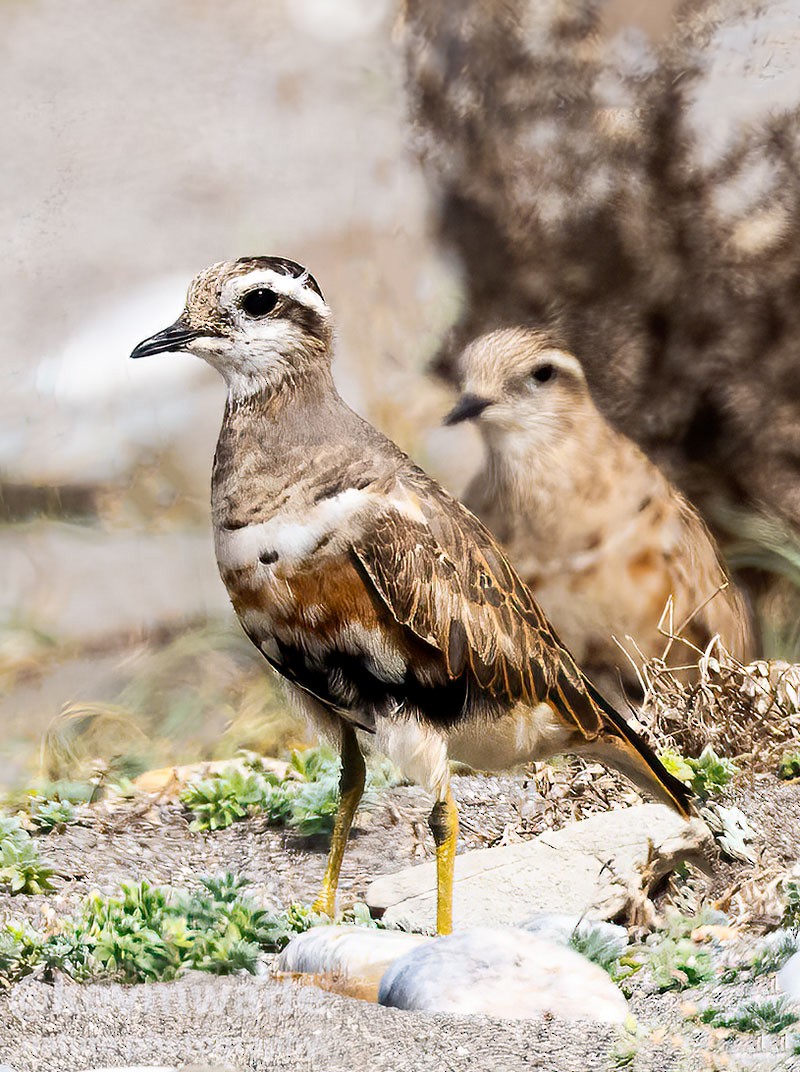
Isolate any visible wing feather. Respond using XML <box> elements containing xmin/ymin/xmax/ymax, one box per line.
<box><xmin>351</xmin><ymin>478</ymin><xmax>604</xmax><ymax>740</ymax></box>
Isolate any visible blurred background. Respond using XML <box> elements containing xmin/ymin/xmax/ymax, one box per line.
<box><xmin>1</xmin><ymin>0</ymin><xmax>470</xmax><ymax>790</ymax></box>
<box><xmin>3</xmin><ymin>0</ymin><xmax>800</xmax><ymax>792</ymax></box>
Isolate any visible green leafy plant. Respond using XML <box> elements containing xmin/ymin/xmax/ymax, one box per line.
<box><xmin>609</xmin><ymin>1022</ymin><xmax>640</xmax><ymax>1069</ymax></box>
<box><xmin>0</xmin><ymin>874</ymin><xmax>348</xmax><ymax>987</ymax></box>
<box><xmin>255</xmin><ymin>901</ymin><xmax>331</xmax><ymax>953</ymax></box>
<box><xmin>659</xmin><ymin>746</ymin><xmax>737</xmax><ymax>798</ymax></box>
<box><xmin>778</xmin><ymin>752</ymin><xmax>800</xmax><ymax>781</ymax></box>
<box><xmin>783</xmin><ymin>878</ymin><xmax>800</xmax><ymax>931</ymax></box>
<box><xmin>699</xmin><ymin>997</ymin><xmax>798</xmax><ymax>1034</ymax></box>
<box><xmin>180</xmin><ymin>767</ymin><xmax>291</xmax><ymax>832</ymax></box>
<box><xmin>181</xmin><ymin>747</ymin><xmax>351</xmax><ymax>837</ymax></box>
<box><xmin>645</xmin><ymin>936</ymin><xmax>715</xmax><ymax>991</ymax></box>
<box><xmin>288</xmin><ymin>745</ymin><xmax>339</xmax><ymax>783</ymax></box>
<box><xmin>340</xmin><ymin>901</ymin><xmax>382</xmax><ymax>930</ymax></box>
<box><xmin>0</xmin><ymin>817</ymin><xmax>56</xmax><ymax>894</ymax></box>
<box><xmin>750</xmin><ymin>931</ymin><xmax>798</xmax><ymax>976</ymax></box>
<box><xmin>287</xmin><ymin>777</ymin><xmax>340</xmax><ymax>836</ymax></box>
<box><xmin>0</xmin><ymin>920</ymin><xmax>43</xmax><ymax>985</ymax></box>
<box><xmin>569</xmin><ymin>922</ymin><xmax>628</xmax><ymax>975</ymax></box>
<box><xmin>29</xmin><ymin>798</ymin><xmax>79</xmax><ymax>832</ymax></box>
<box><xmin>639</xmin><ymin>913</ymin><xmax>721</xmax><ymax>992</ymax></box>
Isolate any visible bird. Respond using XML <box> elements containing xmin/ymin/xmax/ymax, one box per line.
<box><xmin>403</xmin><ymin>0</ymin><xmax>800</xmax><ymax>544</ymax></box>
<box><xmin>445</xmin><ymin>327</ymin><xmax>754</xmax><ymax>700</ymax></box>
<box><xmin>130</xmin><ymin>257</ymin><xmax>693</xmax><ymax>935</ymax></box>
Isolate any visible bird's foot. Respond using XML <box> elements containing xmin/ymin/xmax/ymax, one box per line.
<box><xmin>311</xmin><ymin>886</ymin><xmax>336</xmax><ymax>918</ymax></box>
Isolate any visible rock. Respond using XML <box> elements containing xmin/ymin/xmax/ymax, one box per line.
<box><xmin>778</xmin><ymin>948</ymin><xmax>800</xmax><ymax>999</ymax></box>
<box><xmin>80</xmin><ymin>1068</ymin><xmax>177</xmax><ymax>1072</ymax></box>
<box><xmin>378</xmin><ymin>927</ymin><xmax>629</xmax><ymax>1023</ymax></box>
<box><xmin>275</xmin><ymin>925</ymin><xmax>431</xmax><ymax>1000</ymax></box>
<box><xmin>367</xmin><ymin>803</ymin><xmax>712</xmax><ymax>932</ymax></box>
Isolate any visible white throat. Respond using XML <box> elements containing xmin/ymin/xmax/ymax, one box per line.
<box><xmin>191</xmin><ymin>321</ymin><xmax>326</xmax><ymax>402</ymax></box>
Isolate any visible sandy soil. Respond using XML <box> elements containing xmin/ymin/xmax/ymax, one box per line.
<box><xmin>1</xmin><ymin>771</ymin><xmax>800</xmax><ymax>1071</ymax></box>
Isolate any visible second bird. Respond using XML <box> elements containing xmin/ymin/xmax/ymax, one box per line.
<box><xmin>446</xmin><ymin>328</ymin><xmax>753</xmax><ymax>699</ymax></box>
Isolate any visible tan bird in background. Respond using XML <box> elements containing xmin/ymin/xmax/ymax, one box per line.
<box><xmin>446</xmin><ymin>328</ymin><xmax>753</xmax><ymax>699</ymax></box>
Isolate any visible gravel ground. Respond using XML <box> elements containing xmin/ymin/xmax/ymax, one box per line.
<box><xmin>0</xmin><ymin>970</ymin><xmax>669</xmax><ymax>1072</ymax></box>
<box><xmin>0</xmin><ymin>773</ymin><xmax>528</xmax><ymax>927</ymax></box>
<box><xmin>2</xmin><ymin>771</ymin><xmax>800</xmax><ymax>1070</ymax></box>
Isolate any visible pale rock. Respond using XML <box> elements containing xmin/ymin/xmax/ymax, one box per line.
<box><xmin>778</xmin><ymin>949</ymin><xmax>800</xmax><ymax>1000</ymax></box>
<box><xmin>378</xmin><ymin>927</ymin><xmax>629</xmax><ymax>1023</ymax></box>
<box><xmin>275</xmin><ymin>925</ymin><xmax>431</xmax><ymax>1000</ymax></box>
<box><xmin>367</xmin><ymin>803</ymin><xmax>712</xmax><ymax>932</ymax></box>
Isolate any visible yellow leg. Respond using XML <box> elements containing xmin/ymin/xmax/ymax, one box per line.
<box><xmin>428</xmin><ymin>787</ymin><xmax>459</xmax><ymax>935</ymax></box>
<box><xmin>312</xmin><ymin>724</ymin><xmax>365</xmax><ymax>917</ymax></box>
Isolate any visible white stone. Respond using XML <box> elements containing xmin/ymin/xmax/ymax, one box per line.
<box><xmin>275</xmin><ymin>925</ymin><xmax>431</xmax><ymax>999</ymax></box>
<box><xmin>778</xmin><ymin>949</ymin><xmax>800</xmax><ymax>1000</ymax></box>
<box><xmin>378</xmin><ymin>927</ymin><xmax>629</xmax><ymax>1023</ymax></box>
<box><xmin>366</xmin><ymin>803</ymin><xmax>712</xmax><ymax>932</ymax></box>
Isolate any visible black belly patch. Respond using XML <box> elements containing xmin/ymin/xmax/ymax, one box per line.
<box><xmin>270</xmin><ymin>639</ymin><xmax>474</xmax><ymax>729</ymax></box>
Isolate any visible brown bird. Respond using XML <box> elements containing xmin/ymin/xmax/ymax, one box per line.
<box><xmin>131</xmin><ymin>258</ymin><xmax>692</xmax><ymax>934</ymax></box>
<box><xmin>446</xmin><ymin>327</ymin><xmax>753</xmax><ymax>698</ymax></box>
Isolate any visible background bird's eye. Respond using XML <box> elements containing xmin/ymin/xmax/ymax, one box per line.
<box><xmin>531</xmin><ymin>363</ymin><xmax>556</xmax><ymax>384</ymax></box>
<box><xmin>241</xmin><ymin>287</ymin><xmax>279</xmax><ymax>318</ymax></box>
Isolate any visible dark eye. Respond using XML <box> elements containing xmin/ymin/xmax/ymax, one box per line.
<box><xmin>241</xmin><ymin>288</ymin><xmax>279</xmax><ymax>318</ymax></box>
<box><xmin>531</xmin><ymin>363</ymin><xmax>556</xmax><ymax>384</ymax></box>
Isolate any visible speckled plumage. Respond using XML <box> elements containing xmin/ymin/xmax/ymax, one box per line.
<box><xmin>449</xmin><ymin>328</ymin><xmax>753</xmax><ymax>698</ymax></box>
<box><xmin>131</xmin><ymin>257</ymin><xmax>692</xmax><ymax>928</ymax></box>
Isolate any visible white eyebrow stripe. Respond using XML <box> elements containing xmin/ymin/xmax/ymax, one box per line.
<box><xmin>234</xmin><ymin>269</ymin><xmax>328</xmax><ymax>315</ymax></box>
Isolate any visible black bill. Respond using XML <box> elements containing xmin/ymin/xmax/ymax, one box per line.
<box><xmin>130</xmin><ymin>318</ymin><xmax>203</xmax><ymax>359</ymax></box>
<box><xmin>443</xmin><ymin>393</ymin><xmax>493</xmax><ymax>426</ymax></box>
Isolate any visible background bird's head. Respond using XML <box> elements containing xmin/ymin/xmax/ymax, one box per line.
<box><xmin>130</xmin><ymin>257</ymin><xmax>332</xmax><ymax>399</ymax></box>
<box><xmin>445</xmin><ymin>327</ymin><xmax>592</xmax><ymax>447</ymax></box>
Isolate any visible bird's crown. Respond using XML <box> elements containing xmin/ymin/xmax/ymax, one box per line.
<box><xmin>444</xmin><ymin>327</ymin><xmax>588</xmax><ymax>429</ymax></box>
<box><xmin>185</xmin><ymin>256</ymin><xmax>326</xmax><ymax>332</ymax></box>
<box><xmin>457</xmin><ymin>327</ymin><xmax>584</xmax><ymax>392</ymax></box>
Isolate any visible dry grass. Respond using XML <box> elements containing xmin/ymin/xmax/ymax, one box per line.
<box><xmin>615</xmin><ymin>592</ymin><xmax>800</xmax><ymax>768</ymax></box>
<box><xmin>31</xmin><ymin>624</ymin><xmax>305</xmax><ymax>790</ymax></box>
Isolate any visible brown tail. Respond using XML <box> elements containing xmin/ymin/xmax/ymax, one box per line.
<box><xmin>582</xmin><ymin>678</ymin><xmax>694</xmax><ymax>819</ymax></box>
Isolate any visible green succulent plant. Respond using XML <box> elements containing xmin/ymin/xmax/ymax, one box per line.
<box><xmin>699</xmin><ymin>997</ymin><xmax>798</xmax><ymax>1035</ymax></box>
<box><xmin>0</xmin><ymin>873</ymin><xmax>376</xmax><ymax>987</ymax></box>
<box><xmin>29</xmin><ymin>798</ymin><xmax>79</xmax><ymax>832</ymax></box>
<box><xmin>659</xmin><ymin>746</ymin><xmax>737</xmax><ymax>799</ymax></box>
<box><xmin>0</xmin><ymin>817</ymin><xmax>56</xmax><ymax>894</ymax></box>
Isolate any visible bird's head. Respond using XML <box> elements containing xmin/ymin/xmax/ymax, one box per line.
<box><xmin>130</xmin><ymin>257</ymin><xmax>332</xmax><ymax>400</ymax></box>
<box><xmin>444</xmin><ymin>328</ymin><xmax>590</xmax><ymax>444</ymax></box>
